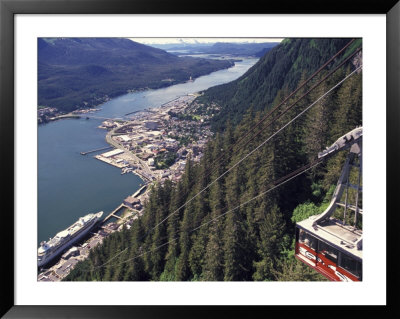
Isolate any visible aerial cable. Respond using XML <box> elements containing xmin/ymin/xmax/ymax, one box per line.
<box><xmin>83</xmin><ymin>63</ymin><xmax>362</xmax><ymax>272</ymax></box>
<box><xmin>150</xmin><ymin>64</ymin><xmax>363</xmax><ymax>234</ymax></box>
<box><xmin>152</xmin><ymin>40</ymin><xmax>358</xmax><ymax>212</ymax></box>
<box><xmin>153</xmin><ymin>42</ymin><xmax>361</xmax><ymax>231</ymax></box>
<box><xmin>203</xmin><ymin>39</ymin><xmax>356</xmax><ymax>171</ymax></box>
<box><xmin>163</xmin><ymin>44</ymin><xmax>362</xmax><ymax>223</ymax></box>
<box><xmin>204</xmin><ymin>46</ymin><xmax>362</xmax><ymax>181</ymax></box>
<box><xmin>96</xmin><ymin>158</ymin><xmax>323</xmax><ymax>269</ymax></box>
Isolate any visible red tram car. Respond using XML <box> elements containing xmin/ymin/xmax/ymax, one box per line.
<box><xmin>295</xmin><ymin>127</ymin><xmax>363</xmax><ymax>281</ymax></box>
<box><xmin>295</xmin><ymin>218</ymin><xmax>362</xmax><ymax>281</ymax></box>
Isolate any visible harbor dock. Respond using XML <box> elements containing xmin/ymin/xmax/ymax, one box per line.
<box><xmin>102</xmin><ymin>203</ymin><xmax>128</xmax><ymax>223</ymax></box>
<box><xmin>80</xmin><ymin>146</ymin><xmax>113</xmax><ymax>155</ymax></box>
<box><xmin>132</xmin><ymin>184</ymin><xmax>147</xmax><ymax>198</ymax></box>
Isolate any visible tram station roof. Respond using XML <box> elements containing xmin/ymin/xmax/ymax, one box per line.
<box><xmin>297</xmin><ymin>215</ymin><xmax>362</xmax><ymax>260</ymax></box>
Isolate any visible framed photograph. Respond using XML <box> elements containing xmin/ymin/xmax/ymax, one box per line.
<box><xmin>1</xmin><ymin>0</ymin><xmax>398</xmax><ymax>317</ymax></box>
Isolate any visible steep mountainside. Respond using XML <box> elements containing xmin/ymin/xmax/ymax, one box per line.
<box><xmin>65</xmin><ymin>38</ymin><xmax>362</xmax><ymax>282</ymax></box>
<box><xmin>196</xmin><ymin>38</ymin><xmax>361</xmax><ymax>131</ymax></box>
<box><xmin>38</xmin><ymin>38</ymin><xmax>233</xmax><ymax>112</ymax></box>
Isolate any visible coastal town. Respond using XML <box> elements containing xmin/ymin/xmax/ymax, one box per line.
<box><xmin>37</xmin><ymin>92</ymin><xmax>219</xmax><ymax>281</ymax></box>
<box><xmin>95</xmin><ymin>94</ymin><xmax>212</xmax><ymax>183</ymax></box>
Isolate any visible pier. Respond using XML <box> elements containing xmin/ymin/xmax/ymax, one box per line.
<box><xmin>132</xmin><ymin>184</ymin><xmax>147</xmax><ymax>198</ymax></box>
<box><xmin>124</xmin><ymin>108</ymin><xmax>156</xmax><ymax>116</ymax></box>
<box><xmin>49</xmin><ymin>114</ymin><xmax>81</xmax><ymax>121</ymax></box>
<box><xmin>124</xmin><ymin>110</ymin><xmax>145</xmax><ymax>116</ymax></box>
<box><xmin>80</xmin><ymin>146</ymin><xmax>113</xmax><ymax>155</ymax></box>
<box><xmin>102</xmin><ymin>204</ymin><xmax>127</xmax><ymax>223</ymax></box>
<box><xmin>161</xmin><ymin>96</ymin><xmax>181</xmax><ymax>107</ymax></box>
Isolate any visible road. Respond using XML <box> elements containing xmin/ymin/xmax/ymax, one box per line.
<box><xmin>105</xmin><ymin>124</ymin><xmax>156</xmax><ymax>181</ymax></box>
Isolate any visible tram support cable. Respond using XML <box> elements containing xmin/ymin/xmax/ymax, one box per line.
<box><xmin>91</xmin><ymin>158</ymin><xmax>323</xmax><ymax>270</ymax></box>
<box><xmin>133</xmin><ymin>42</ymin><xmax>361</xmax><ymax>248</ymax></box>
<box><xmin>83</xmin><ymin>64</ymin><xmax>362</xmax><ymax>272</ymax></box>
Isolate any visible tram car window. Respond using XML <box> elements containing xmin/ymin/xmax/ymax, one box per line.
<box><xmin>318</xmin><ymin>240</ymin><xmax>338</xmax><ymax>263</ymax></box>
<box><xmin>298</xmin><ymin>229</ymin><xmax>317</xmax><ymax>250</ymax></box>
<box><xmin>339</xmin><ymin>253</ymin><xmax>362</xmax><ymax>279</ymax></box>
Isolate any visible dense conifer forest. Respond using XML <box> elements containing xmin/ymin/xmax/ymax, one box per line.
<box><xmin>197</xmin><ymin>38</ymin><xmax>361</xmax><ymax>132</ymax></box>
<box><xmin>65</xmin><ymin>38</ymin><xmax>362</xmax><ymax>281</ymax></box>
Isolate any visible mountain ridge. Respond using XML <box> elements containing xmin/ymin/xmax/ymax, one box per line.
<box><xmin>162</xmin><ymin>41</ymin><xmax>280</xmax><ymax>56</ymax></box>
<box><xmin>38</xmin><ymin>38</ymin><xmax>234</xmax><ymax>112</ymax></box>
<box><xmin>196</xmin><ymin>38</ymin><xmax>361</xmax><ymax>131</ymax></box>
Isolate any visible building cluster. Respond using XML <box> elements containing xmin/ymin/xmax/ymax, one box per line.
<box><xmin>185</xmin><ymin>100</ymin><xmax>222</xmax><ymax>120</ymax></box>
<box><xmin>123</xmin><ymin>195</ymin><xmax>143</xmax><ymax>210</ymax></box>
<box><xmin>37</xmin><ymin>107</ymin><xmax>58</xmax><ymax>124</ymax></box>
<box><xmin>97</xmin><ymin>94</ymin><xmax>213</xmax><ymax>184</ymax></box>
<box><xmin>94</xmin><ymin>148</ymin><xmax>130</xmax><ymax>169</ymax></box>
<box><xmin>71</xmin><ymin>107</ymin><xmax>100</xmax><ymax>115</ymax></box>
<box><xmin>38</xmin><ymin>93</ymin><xmax>219</xmax><ymax>282</ymax></box>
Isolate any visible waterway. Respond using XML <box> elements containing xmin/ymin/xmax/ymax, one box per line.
<box><xmin>38</xmin><ymin>56</ymin><xmax>258</xmax><ymax>245</ymax></box>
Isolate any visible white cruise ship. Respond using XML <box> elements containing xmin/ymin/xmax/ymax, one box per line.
<box><xmin>38</xmin><ymin>211</ymin><xmax>103</xmax><ymax>267</ymax></box>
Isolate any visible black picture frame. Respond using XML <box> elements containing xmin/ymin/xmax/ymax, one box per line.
<box><xmin>1</xmin><ymin>0</ymin><xmax>399</xmax><ymax>318</ymax></box>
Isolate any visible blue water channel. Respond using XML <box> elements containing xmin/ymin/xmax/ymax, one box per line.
<box><xmin>38</xmin><ymin>57</ymin><xmax>258</xmax><ymax>245</ymax></box>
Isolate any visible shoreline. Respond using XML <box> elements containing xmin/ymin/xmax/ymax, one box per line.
<box><xmin>37</xmin><ymin>57</ymin><xmax>257</xmax><ymax>281</ymax></box>
<box><xmin>37</xmin><ymin>59</ymin><xmax>236</xmax><ymax>125</ymax></box>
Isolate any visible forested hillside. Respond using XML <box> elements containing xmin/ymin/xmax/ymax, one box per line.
<box><xmin>38</xmin><ymin>38</ymin><xmax>233</xmax><ymax>112</ymax></box>
<box><xmin>65</xmin><ymin>38</ymin><xmax>362</xmax><ymax>281</ymax></box>
<box><xmin>196</xmin><ymin>38</ymin><xmax>361</xmax><ymax>131</ymax></box>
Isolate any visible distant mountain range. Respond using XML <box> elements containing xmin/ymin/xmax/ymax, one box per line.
<box><xmin>38</xmin><ymin>38</ymin><xmax>234</xmax><ymax>112</ymax></box>
<box><xmin>152</xmin><ymin>42</ymin><xmax>280</xmax><ymax>57</ymax></box>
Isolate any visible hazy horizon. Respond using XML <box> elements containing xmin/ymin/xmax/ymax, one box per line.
<box><xmin>129</xmin><ymin>37</ymin><xmax>284</xmax><ymax>45</ymax></box>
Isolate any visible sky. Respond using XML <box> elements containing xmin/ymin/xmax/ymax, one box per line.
<box><xmin>129</xmin><ymin>37</ymin><xmax>284</xmax><ymax>45</ymax></box>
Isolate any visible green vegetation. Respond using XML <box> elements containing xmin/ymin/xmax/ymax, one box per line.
<box><xmin>196</xmin><ymin>38</ymin><xmax>361</xmax><ymax>132</ymax></box>
<box><xmin>291</xmin><ymin>185</ymin><xmax>335</xmax><ymax>223</ymax></box>
<box><xmin>154</xmin><ymin>151</ymin><xmax>177</xmax><ymax>169</ymax></box>
<box><xmin>38</xmin><ymin>38</ymin><xmax>233</xmax><ymax>113</ymax></box>
<box><xmin>168</xmin><ymin>134</ymin><xmax>193</xmax><ymax>147</ymax></box>
<box><xmin>168</xmin><ymin>111</ymin><xmax>200</xmax><ymax>122</ymax></box>
<box><xmin>65</xmin><ymin>38</ymin><xmax>361</xmax><ymax>282</ymax></box>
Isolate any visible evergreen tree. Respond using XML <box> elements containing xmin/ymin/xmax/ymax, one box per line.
<box><xmin>160</xmin><ymin>184</ymin><xmax>184</xmax><ymax>281</ymax></box>
<box><xmin>222</xmin><ymin>166</ymin><xmax>251</xmax><ymax>281</ymax></box>
<box><xmin>273</xmin><ymin>258</ymin><xmax>328</xmax><ymax>281</ymax></box>
<box><xmin>175</xmin><ymin>202</ymin><xmax>194</xmax><ymax>281</ymax></box>
<box><xmin>303</xmin><ymin>73</ymin><xmax>333</xmax><ymax>163</ymax></box>
<box><xmin>203</xmin><ymin>180</ymin><xmax>225</xmax><ymax>281</ymax></box>
<box><xmin>149</xmin><ymin>181</ymin><xmax>172</xmax><ymax>279</ymax></box>
<box><xmin>123</xmin><ymin>218</ymin><xmax>148</xmax><ymax>281</ymax></box>
<box><xmin>253</xmin><ymin>204</ymin><xmax>285</xmax><ymax>281</ymax></box>
<box><xmin>188</xmin><ymin>224</ymin><xmax>208</xmax><ymax>280</ymax></box>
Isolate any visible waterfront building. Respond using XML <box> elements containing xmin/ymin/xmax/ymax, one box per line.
<box><xmin>102</xmin><ymin>149</ymin><xmax>124</xmax><ymax>158</ymax></box>
<box><xmin>123</xmin><ymin>196</ymin><xmax>141</xmax><ymax>209</ymax></box>
<box><xmin>144</xmin><ymin>120</ymin><xmax>160</xmax><ymax>130</ymax></box>
<box><xmin>61</xmin><ymin>246</ymin><xmax>79</xmax><ymax>260</ymax></box>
